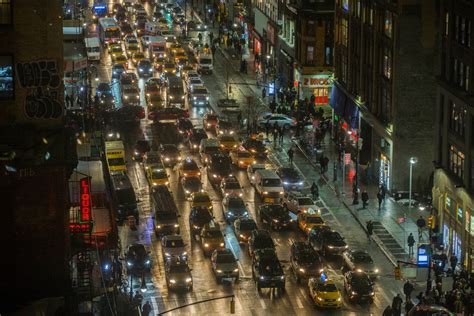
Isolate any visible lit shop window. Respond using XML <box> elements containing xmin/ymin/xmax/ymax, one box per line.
<box><xmin>384</xmin><ymin>11</ymin><xmax>393</xmax><ymax>38</ymax></box>
<box><xmin>449</xmin><ymin>144</ymin><xmax>465</xmax><ymax>179</ymax></box>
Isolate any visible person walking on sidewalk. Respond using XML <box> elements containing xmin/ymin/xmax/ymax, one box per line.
<box><xmin>450</xmin><ymin>254</ymin><xmax>458</xmax><ymax>274</ymax></box>
<box><xmin>392</xmin><ymin>294</ymin><xmax>403</xmax><ymax>316</ymax></box>
<box><xmin>310</xmin><ymin>182</ymin><xmax>319</xmax><ymax>199</ymax></box>
<box><xmin>377</xmin><ymin>191</ymin><xmax>383</xmax><ymax>210</ymax></box>
<box><xmin>278</xmin><ymin>126</ymin><xmax>284</xmax><ymax>144</ymax></box>
<box><xmin>403</xmin><ymin>279</ymin><xmax>414</xmax><ymax>301</ymax></box>
<box><xmin>382</xmin><ymin>305</ymin><xmax>392</xmax><ymax>316</ymax></box>
<box><xmin>404</xmin><ymin>299</ymin><xmax>414</xmax><ymax>315</ymax></box>
<box><xmin>416</xmin><ymin>216</ymin><xmax>426</xmax><ymax>240</ymax></box>
<box><xmin>366</xmin><ymin>220</ymin><xmax>374</xmax><ymax>241</ymax></box>
<box><xmin>142</xmin><ymin>301</ymin><xmax>152</xmax><ymax>316</ymax></box>
<box><xmin>407</xmin><ymin>233</ymin><xmax>416</xmax><ymax>257</ymax></box>
<box><xmin>361</xmin><ymin>190</ymin><xmax>369</xmax><ymax>208</ymax></box>
<box><xmin>287</xmin><ymin>147</ymin><xmax>294</xmax><ymax>165</ymax></box>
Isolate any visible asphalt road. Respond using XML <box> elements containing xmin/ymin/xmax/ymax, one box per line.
<box><xmin>89</xmin><ymin>2</ymin><xmax>406</xmax><ymax>315</ymax></box>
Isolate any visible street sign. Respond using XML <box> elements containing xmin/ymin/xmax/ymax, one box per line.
<box><xmin>344</xmin><ymin>153</ymin><xmax>351</xmax><ymax>165</ymax></box>
<box><xmin>417</xmin><ymin>243</ymin><xmax>430</xmax><ymax>267</ymax></box>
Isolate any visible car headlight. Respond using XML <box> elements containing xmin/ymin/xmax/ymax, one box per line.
<box><xmin>185</xmin><ymin>189</ymin><xmax>190</xmax><ymax>194</ymax></box>
<box><xmin>317</xmin><ymin>296</ymin><xmax>324</xmax><ymax>301</ymax></box>
<box><xmin>165</xmin><ymin>252</ymin><xmax>171</xmax><ymax>257</ymax></box>
<box><xmin>345</xmin><ymin>245</ymin><xmax>349</xmax><ymax>249</ymax></box>
<box><xmin>283</xmin><ymin>181</ymin><xmax>289</xmax><ymax>185</ymax></box>
<box><xmin>174</xmin><ymin>224</ymin><xmax>179</xmax><ymax>228</ymax></box>
<box><xmin>337</xmin><ymin>297</ymin><xmax>342</xmax><ymax>302</ymax></box>
<box><xmin>279</xmin><ymin>191</ymin><xmax>284</xmax><ymax>195</ymax></box>
<box><xmin>351</xmin><ymin>291</ymin><xmax>357</xmax><ymax>295</ymax></box>
<box><xmin>328</xmin><ymin>246</ymin><xmax>334</xmax><ymax>249</ymax></box>
<box><xmin>127</xmin><ymin>261</ymin><xmax>133</xmax><ymax>267</ymax></box>
<box><xmin>233</xmin><ymin>268</ymin><xmax>239</xmax><ymax>272</ymax></box>
<box><xmin>260</xmin><ymin>276</ymin><xmax>265</xmax><ymax>280</ymax></box>
<box><xmin>193</xmin><ymin>96</ymin><xmax>197</xmax><ymax>100</ymax></box>
<box><xmin>299</xmin><ymin>268</ymin><xmax>305</xmax><ymax>273</ymax></box>
<box><xmin>136</xmin><ymin>95</ymin><xmax>139</xmax><ymax>99</ymax></box>
<box><xmin>182</xmin><ymin>251</ymin><xmax>187</xmax><ymax>256</ymax></box>
<box><xmin>216</xmin><ymin>269</ymin><xmax>223</xmax><ymax>273</ymax></box>
<box><xmin>193</xmin><ymin>225</ymin><xmax>199</xmax><ymax>229</ymax></box>
<box><xmin>145</xmin><ymin>260</ymin><xmax>151</xmax><ymax>265</ymax></box>
<box><xmin>139</xmin><ymin>68</ymin><xmax>143</xmax><ymax>72</ymax></box>
<box><xmin>170</xmin><ymin>279</ymin><xmax>176</xmax><ymax>284</ymax></box>
<box><xmin>369</xmin><ymin>291</ymin><xmax>375</xmax><ymax>296</ymax></box>
<box><xmin>206</xmin><ymin>96</ymin><xmax>209</xmax><ymax>100</ymax></box>
<box><xmin>263</xmin><ymin>191</ymin><xmax>268</xmax><ymax>195</ymax></box>
<box><xmin>220</xmin><ymin>243</ymin><xmax>224</xmax><ymax>247</ymax></box>
<box><xmin>212</xmin><ymin>174</ymin><xmax>217</xmax><ymax>178</ymax></box>
<box><xmin>186</xmin><ymin>277</ymin><xmax>192</xmax><ymax>283</ymax></box>
<box><xmin>298</xmin><ymin>181</ymin><xmax>304</xmax><ymax>185</ymax></box>
<box><xmin>273</xmin><ymin>219</ymin><xmax>279</xmax><ymax>223</ymax></box>
<box><xmin>125</xmin><ymin>96</ymin><xmax>129</xmax><ymax>99</ymax></box>
<box><xmin>157</xmin><ymin>225</ymin><xmax>162</xmax><ymax>229</ymax></box>
<box><xmin>153</xmin><ymin>182</ymin><xmax>157</xmax><ymax>186</ymax></box>
<box><xmin>233</xmin><ymin>145</ymin><xmax>237</xmax><ymax>148</ymax></box>
<box><xmin>181</xmin><ymin>95</ymin><xmax>185</xmax><ymax>99</ymax></box>
<box><xmin>204</xmin><ymin>243</ymin><xmax>209</xmax><ymax>247</ymax></box>
<box><xmin>374</xmin><ymin>269</ymin><xmax>379</xmax><ymax>273</ymax></box>
<box><xmin>149</xmin><ymin>68</ymin><xmax>153</xmax><ymax>71</ymax></box>
<box><xmin>243</xmin><ymin>212</ymin><xmax>248</xmax><ymax>216</ymax></box>
<box><xmin>165</xmin><ymin>157</ymin><xmax>170</xmax><ymax>161</ymax></box>
<box><xmin>280</xmin><ymin>276</ymin><xmax>285</xmax><ymax>280</ymax></box>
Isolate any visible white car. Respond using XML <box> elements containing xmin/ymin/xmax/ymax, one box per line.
<box><xmin>282</xmin><ymin>192</ymin><xmax>318</xmax><ymax>214</ymax></box>
<box><xmin>257</xmin><ymin>114</ymin><xmax>297</xmax><ymax>129</ymax></box>
<box><xmin>211</xmin><ymin>249</ymin><xmax>239</xmax><ymax>283</ymax></box>
<box><xmin>161</xmin><ymin>235</ymin><xmax>187</xmax><ymax>262</ymax></box>
<box><xmin>247</xmin><ymin>164</ymin><xmax>266</xmax><ymax>185</ymax></box>
<box><xmin>342</xmin><ymin>250</ymin><xmax>379</xmax><ymax>278</ymax></box>
<box><xmin>220</xmin><ymin>176</ymin><xmax>243</xmax><ymax>197</ymax></box>
<box><xmin>187</xmin><ymin>77</ymin><xmax>204</xmax><ymax>92</ymax></box>
<box><xmin>185</xmin><ymin>70</ymin><xmax>200</xmax><ymax>84</ymax></box>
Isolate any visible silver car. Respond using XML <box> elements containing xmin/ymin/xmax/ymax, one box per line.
<box><xmin>282</xmin><ymin>192</ymin><xmax>318</xmax><ymax>214</ymax></box>
<box><xmin>220</xmin><ymin>176</ymin><xmax>243</xmax><ymax>197</ymax></box>
<box><xmin>211</xmin><ymin>249</ymin><xmax>239</xmax><ymax>283</ymax></box>
<box><xmin>257</xmin><ymin>114</ymin><xmax>297</xmax><ymax>129</ymax></box>
<box><xmin>161</xmin><ymin>235</ymin><xmax>187</xmax><ymax>262</ymax></box>
<box><xmin>342</xmin><ymin>250</ymin><xmax>379</xmax><ymax>278</ymax></box>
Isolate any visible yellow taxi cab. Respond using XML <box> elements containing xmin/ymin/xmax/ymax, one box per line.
<box><xmin>145</xmin><ymin>80</ymin><xmax>161</xmax><ymax>97</ymax></box>
<box><xmin>114</xmin><ymin>54</ymin><xmax>128</xmax><ymax>67</ymax></box>
<box><xmin>132</xmin><ymin>52</ymin><xmax>146</xmax><ymax>65</ymax></box>
<box><xmin>154</xmin><ymin>56</ymin><xmax>166</xmax><ymax>72</ymax></box>
<box><xmin>110</xmin><ymin>45</ymin><xmax>125</xmax><ymax>60</ymax></box>
<box><xmin>200</xmin><ymin>220</ymin><xmax>225</xmax><ymax>256</ymax></box>
<box><xmin>146</xmin><ymin>167</ymin><xmax>169</xmax><ymax>187</ymax></box>
<box><xmin>218</xmin><ymin>134</ymin><xmax>239</xmax><ymax>151</ymax></box>
<box><xmin>178</xmin><ymin>157</ymin><xmax>201</xmax><ymax>178</ymax></box>
<box><xmin>174</xmin><ymin>52</ymin><xmax>188</xmax><ymax>64</ymax></box>
<box><xmin>126</xmin><ymin>43</ymin><xmax>140</xmax><ymax>55</ymax></box>
<box><xmin>230</xmin><ymin>148</ymin><xmax>255</xmax><ymax>168</ymax></box>
<box><xmin>162</xmin><ymin>62</ymin><xmax>176</xmax><ymax>74</ymax></box>
<box><xmin>297</xmin><ymin>208</ymin><xmax>325</xmax><ymax>235</ymax></box>
<box><xmin>169</xmin><ymin>43</ymin><xmax>184</xmax><ymax>56</ymax></box>
<box><xmin>191</xmin><ymin>192</ymin><xmax>212</xmax><ymax>211</ymax></box>
<box><xmin>308</xmin><ymin>277</ymin><xmax>343</xmax><ymax>308</ymax></box>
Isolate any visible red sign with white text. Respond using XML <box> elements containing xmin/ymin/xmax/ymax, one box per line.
<box><xmin>80</xmin><ymin>177</ymin><xmax>91</xmax><ymax>222</ymax></box>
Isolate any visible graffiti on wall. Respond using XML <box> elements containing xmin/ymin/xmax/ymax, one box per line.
<box><xmin>16</xmin><ymin>60</ymin><xmax>62</xmax><ymax>119</ymax></box>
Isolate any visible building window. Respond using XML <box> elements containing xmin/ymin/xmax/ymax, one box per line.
<box><xmin>369</xmin><ymin>7</ymin><xmax>373</xmax><ymax>26</ymax></box>
<box><xmin>0</xmin><ymin>0</ymin><xmax>11</xmax><ymax>24</ymax></box>
<box><xmin>380</xmin><ymin>83</ymin><xmax>391</xmax><ymax>123</ymax></box>
<box><xmin>383</xmin><ymin>47</ymin><xmax>392</xmax><ymax>79</ymax></box>
<box><xmin>307</xmin><ymin>20</ymin><xmax>315</xmax><ymax>36</ymax></box>
<box><xmin>325</xmin><ymin>46</ymin><xmax>332</xmax><ymax>66</ymax></box>
<box><xmin>341</xmin><ymin>18</ymin><xmax>348</xmax><ymax>46</ymax></box>
<box><xmin>306</xmin><ymin>46</ymin><xmax>314</xmax><ymax>65</ymax></box>
<box><xmin>461</xmin><ymin>17</ymin><xmax>466</xmax><ymax>45</ymax></box>
<box><xmin>449</xmin><ymin>144</ymin><xmax>465</xmax><ymax>179</ymax></box>
<box><xmin>449</xmin><ymin>101</ymin><xmax>466</xmax><ymax>137</ymax></box>
<box><xmin>356</xmin><ymin>0</ymin><xmax>361</xmax><ymax>17</ymax></box>
<box><xmin>384</xmin><ymin>11</ymin><xmax>393</xmax><ymax>38</ymax></box>
<box><xmin>445</xmin><ymin>12</ymin><xmax>449</xmax><ymax>36</ymax></box>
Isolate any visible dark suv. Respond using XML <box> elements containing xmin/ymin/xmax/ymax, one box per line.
<box><xmin>248</xmin><ymin>229</ymin><xmax>275</xmax><ymax>257</ymax></box>
<box><xmin>206</xmin><ymin>152</ymin><xmax>232</xmax><ymax>185</ymax></box>
<box><xmin>276</xmin><ymin>167</ymin><xmax>304</xmax><ymax>191</ymax></box>
<box><xmin>290</xmin><ymin>241</ymin><xmax>324</xmax><ymax>283</ymax></box>
<box><xmin>308</xmin><ymin>226</ymin><xmax>348</xmax><ymax>257</ymax></box>
<box><xmin>189</xmin><ymin>206</ymin><xmax>213</xmax><ymax>239</ymax></box>
<box><xmin>258</xmin><ymin>204</ymin><xmax>293</xmax><ymax>230</ymax></box>
<box><xmin>252</xmin><ymin>248</ymin><xmax>285</xmax><ymax>291</ymax></box>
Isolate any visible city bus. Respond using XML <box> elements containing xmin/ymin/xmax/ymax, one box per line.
<box><xmin>98</xmin><ymin>17</ymin><xmax>121</xmax><ymax>45</ymax></box>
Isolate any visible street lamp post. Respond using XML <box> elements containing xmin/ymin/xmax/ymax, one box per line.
<box><xmin>409</xmin><ymin>157</ymin><xmax>418</xmax><ymax>209</ymax></box>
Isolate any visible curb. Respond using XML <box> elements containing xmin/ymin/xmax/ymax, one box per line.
<box><xmin>292</xmin><ymin>140</ymin><xmax>398</xmax><ymax>267</ymax></box>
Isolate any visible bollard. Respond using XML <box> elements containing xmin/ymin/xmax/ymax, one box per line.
<box><xmin>230</xmin><ymin>297</ymin><xmax>235</xmax><ymax>314</ymax></box>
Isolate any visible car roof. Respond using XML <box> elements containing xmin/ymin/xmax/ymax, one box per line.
<box><xmin>164</xmin><ymin>235</ymin><xmax>183</xmax><ymax>241</ymax></box>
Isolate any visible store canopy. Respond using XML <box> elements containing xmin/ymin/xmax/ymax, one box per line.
<box><xmin>329</xmin><ymin>84</ymin><xmax>360</xmax><ymax>129</ymax></box>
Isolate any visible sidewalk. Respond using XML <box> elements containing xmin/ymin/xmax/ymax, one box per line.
<box><xmin>292</xmin><ymin>135</ymin><xmax>430</xmax><ymax>266</ymax></box>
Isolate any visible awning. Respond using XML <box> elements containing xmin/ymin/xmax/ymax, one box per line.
<box><xmin>329</xmin><ymin>84</ymin><xmax>359</xmax><ymax>129</ymax></box>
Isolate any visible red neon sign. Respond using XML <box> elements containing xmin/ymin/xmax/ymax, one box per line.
<box><xmin>69</xmin><ymin>223</ymin><xmax>92</xmax><ymax>234</ymax></box>
<box><xmin>80</xmin><ymin>177</ymin><xmax>91</xmax><ymax>222</ymax></box>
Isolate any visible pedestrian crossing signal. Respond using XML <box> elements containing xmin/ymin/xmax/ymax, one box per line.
<box><xmin>394</xmin><ymin>266</ymin><xmax>402</xmax><ymax>280</ymax></box>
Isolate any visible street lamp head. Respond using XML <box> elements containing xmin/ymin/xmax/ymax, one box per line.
<box><xmin>409</xmin><ymin>157</ymin><xmax>418</xmax><ymax>165</ymax></box>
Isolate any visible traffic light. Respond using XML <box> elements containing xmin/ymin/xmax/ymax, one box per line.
<box><xmin>428</xmin><ymin>215</ymin><xmax>435</xmax><ymax>229</ymax></box>
<box><xmin>394</xmin><ymin>266</ymin><xmax>402</xmax><ymax>280</ymax></box>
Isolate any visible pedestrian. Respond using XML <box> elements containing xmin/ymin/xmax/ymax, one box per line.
<box><xmin>403</xmin><ymin>279</ymin><xmax>414</xmax><ymax>301</ymax></box>
<box><xmin>265</xmin><ymin>122</ymin><xmax>270</xmax><ymax>138</ymax></box>
<box><xmin>310</xmin><ymin>182</ymin><xmax>319</xmax><ymax>199</ymax></box>
<box><xmin>416</xmin><ymin>216</ymin><xmax>426</xmax><ymax>240</ymax></box>
<box><xmin>65</xmin><ymin>94</ymin><xmax>71</xmax><ymax>108</ymax></box>
<box><xmin>377</xmin><ymin>191</ymin><xmax>383</xmax><ymax>210</ymax></box>
<box><xmin>450</xmin><ymin>254</ymin><xmax>458</xmax><ymax>274</ymax></box>
<box><xmin>404</xmin><ymin>299</ymin><xmax>414</xmax><ymax>315</ymax></box>
<box><xmin>323</xmin><ymin>156</ymin><xmax>329</xmax><ymax>173</ymax></box>
<box><xmin>407</xmin><ymin>233</ymin><xmax>416</xmax><ymax>257</ymax></box>
<box><xmin>416</xmin><ymin>291</ymin><xmax>425</xmax><ymax>304</ymax></box>
<box><xmin>287</xmin><ymin>147</ymin><xmax>294</xmax><ymax>165</ymax></box>
<box><xmin>366</xmin><ymin>220</ymin><xmax>373</xmax><ymax>241</ymax></box>
<box><xmin>392</xmin><ymin>294</ymin><xmax>403</xmax><ymax>316</ymax></box>
<box><xmin>454</xmin><ymin>291</ymin><xmax>463</xmax><ymax>313</ymax></box>
<box><xmin>361</xmin><ymin>190</ymin><xmax>369</xmax><ymax>208</ymax></box>
<box><xmin>380</xmin><ymin>184</ymin><xmax>387</xmax><ymax>200</ymax></box>
<box><xmin>382</xmin><ymin>305</ymin><xmax>392</xmax><ymax>316</ymax></box>
<box><xmin>133</xmin><ymin>290</ymin><xmax>143</xmax><ymax>308</ymax></box>
<box><xmin>278</xmin><ymin>126</ymin><xmax>284</xmax><ymax>144</ymax></box>
<box><xmin>142</xmin><ymin>301</ymin><xmax>152</xmax><ymax>316</ymax></box>
<box><xmin>262</xmin><ymin>87</ymin><xmax>266</xmax><ymax>98</ymax></box>
<box><xmin>198</xmin><ymin>32</ymin><xmax>203</xmax><ymax>42</ymax></box>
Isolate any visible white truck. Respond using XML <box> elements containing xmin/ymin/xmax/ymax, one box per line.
<box><xmin>148</xmin><ymin>36</ymin><xmax>167</xmax><ymax>59</ymax></box>
<box><xmin>145</xmin><ymin>21</ymin><xmax>161</xmax><ymax>35</ymax></box>
<box><xmin>85</xmin><ymin>37</ymin><xmax>101</xmax><ymax>61</ymax></box>
<box><xmin>196</xmin><ymin>52</ymin><xmax>213</xmax><ymax>74</ymax></box>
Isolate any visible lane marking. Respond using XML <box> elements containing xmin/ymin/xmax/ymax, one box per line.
<box><xmin>259</xmin><ymin>297</ymin><xmax>267</xmax><ymax>309</ymax></box>
<box><xmin>295</xmin><ymin>296</ymin><xmax>304</xmax><ymax>309</ymax></box>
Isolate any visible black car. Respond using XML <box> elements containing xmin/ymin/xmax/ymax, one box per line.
<box><xmin>290</xmin><ymin>241</ymin><xmax>324</xmax><ymax>283</ymax></box>
<box><xmin>277</xmin><ymin>167</ymin><xmax>304</xmax><ymax>191</ymax></box>
<box><xmin>159</xmin><ymin>144</ymin><xmax>181</xmax><ymax>167</ymax></box>
<box><xmin>189</xmin><ymin>206</ymin><xmax>213</xmax><ymax>238</ymax></box>
<box><xmin>132</xmin><ymin>140</ymin><xmax>151</xmax><ymax>162</ymax></box>
<box><xmin>252</xmin><ymin>248</ymin><xmax>285</xmax><ymax>291</ymax></box>
<box><xmin>112</xmin><ymin>64</ymin><xmax>126</xmax><ymax>79</ymax></box>
<box><xmin>258</xmin><ymin>204</ymin><xmax>293</xmax><ymax>230</ymax></box>
<box><xmin>344</xmin><ymin>271</ymin><xmax>375</xmax><ymax>303</ymax></box>
<box><xmin>308</xmin><ymin>226</ymin><xmax>348</xmax><ymax>257</ymax></box>
<box><xmin>233</xmin><ymin>218</ymin><xmax>258</xmax><ymax>243</ymax></box>
<box><xmin>248</xmin><ymin>229</ymin><xmax>275</xmax><ymax>257</ymax></box>
<box><xmin>99</xmin><ymin>94</ymin><xmax>115</xmax><ymax>109</ymax></box>
<box><xmin>181</xmin><ymin>176</ymin><xmax>202</xmax><ymax>199</ymax></box>
<box><xmin>206</xmin><ymin>152</ymin><xmax>232</xmax><ymax>185</ymax></box>
<box><xmin>188</xmin><ymin>128</ymin><xmax>208</xmax><ymax>151</ymax></box>
<box><xmin>126</xmin><ymin>244</ymin><xmax>151</xmax><ymax>276</ymax></box>
<box><xmin>137</xmin><ymin>60</ymin><xmax>153</xmax><ymax>77</ymax></box>
<box><xmin>120</xmin><ymin>22</ymin><xmax>134</xmax><ymax>37</ymax></box>
<box><xmin>242</xmin><ymin>138</ymin><xmax>268</xmax><ymax>158</ymax></box>
<box><xmin>216</xmin><ymin>118</ymin><xmax>235</xmax><ymax>135</ymax></box>
<box><xmin>96</xmin><ymin>82</ymin><xmax>112</xmax><ymax>97</ymax></box>
<box><xmin>177</xmin><ymin>118</ymin><xmax>194</xmax><ymax>139</ymax></box>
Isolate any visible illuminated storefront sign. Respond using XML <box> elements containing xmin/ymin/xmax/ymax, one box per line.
<box><xmin>69</xmin><ymin>223</ymin><xmax>92</xmax><ymax>234</ymax></box>
<box><xmin>80</xmin><ymin>177</ymin><xmax>91</xmax><ymax>222</ymax></box>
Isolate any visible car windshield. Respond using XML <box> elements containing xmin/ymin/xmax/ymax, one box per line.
<box><xmin>165</xmin><ymin>239</ymin><xmax>184</xmax><ymax>247</ymax></box>
<box><xmin>194</xmin><ymin>209</ymin><xmax>212</xmax><ymax>221</ymax></box>
<box><xmin>194</xmin><ymin>87</ymin><xmax>208</xmax><ymax>94</ymax></box>
<box><xmin>156</xmin><ymin>212</ymin><xmax>177</xmax><ymax>220</ymax></box>
<box><xmin>163</xmin><ymin>146</ymin><xmax>178</xmax><ymax>154</ymax></box>
<box><xmin>205</xmin><ymin>230</ymin><xmax>222</xmax><ymax>238</ymax></box>
<box><xmin>183</xmin><ymin>162</ymin><xmax>198</xmax><ymax>170</ymax></box>
<box><xmin>185</xmin><ymin>178</ymin><xmax>201</xmax><ymax>186</ymax></box>
<box><xmin>306</xmin><ymin>216</ymin><xmax>324</xmax><ymax>224</ymax></box>
<box><xmin>238</xmin><ymin>152</ymin><xmax>252</xmax><ymax>158</ymax></box>
<box><xmin>194</xmin><ymin>195</ymin><xmax>210</xmax><ymax>203</ymax></box>
<box><xmin>316</xmin><ymin>283</ymin><xmax>338</xmax><ymax>292</ymax></box>
<box><xmin>147</xmin><ymin>85</ymin><xmax>159</xmax><ymax>92</ymax></box>
<box><xmin>298</xmin><ymin>198</ymin><xmax>314</xmax><ymax>205</ymax></box>
<box><xmin>352</xmin><ymin>274</ymin><xmax>372</xmax><ymax>289</ymax></box>
<box><xmin>124</xmin><ymin>88</ymin><xmax>138</xmax><ymax>94</ymax></box>
<box><xmin>170</xmin><ymin>265</ymin><xmax>189</xmax><ymax>273</ymax></box>
<box><xmin>218</xmin><ymin>121</ymin><xmax>232</xmax><ymax>128</ymax></box>
<box><xmin>353</xmin><ymin>253</ymin><xmax>373</xmax><ymax>263</ymax></box>
<box><xmin>200</xmin><ymin>58</ymin><xmax>212</xmax><ymax>64</ymax></box>
<box><xmin>327</xmin><ymin>231</ymin><xmax>344</xmax><ymax>241</ymax></box>
<box><xmin>260</xmin><ymin>262</ymin><xmax>282</xmax><ymax>275</ymax></box>
<box><xmin>152</xmin><ymin>169</ymin><xmax>166</xmax><ymax>178</ymax></box>
<box><xmin>268</xmin><ymin>206</ymin><xmax>286</xmax><ymax>216</ymax></box>
<box><xmin>262</xmin><ymin>179</ymin><xmax>281</xmax><ymax>186</ymax></box>
<box><xmin>225</xmin><ymin>182</ymin><xmax>241</xmax><ymax>189</ymax></box>
<box><xmin>240</xmin><ymin>221</ymin><xmax>257</xmax><ymax>231</ymax></box>
<box><xmin>217</xmin><ymin>254</ymin><xmax>235</xmax><ymax>263</ymax></box>
<box><xmin>206</xmin><ymin>114</ymin><xmax>218</xmax><ymax>121</ymax></box>
<box><xmin>228</xmin><ymin>198</ymin><xmax>245</xmax><ymax>208</ymax></box>
<box><xmin>281</xmin><ymin>168</ymin><xmax>300</xmax><ymax>180</ymax></box>
<box><xmin>220</xmin><ymin>136</ymin><xmax>235</xmax><ymax>142</ymax></box>
<box><xmin>299</xmin><ymin>250</ymin><xmax>320</xmax><ymax>264</ymax></box>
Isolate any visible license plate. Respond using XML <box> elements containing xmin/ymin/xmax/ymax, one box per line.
<box><xmin>264</xmin><ymin>198</ymin><xmax>275</xmax><ymax>203</ymax></box>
